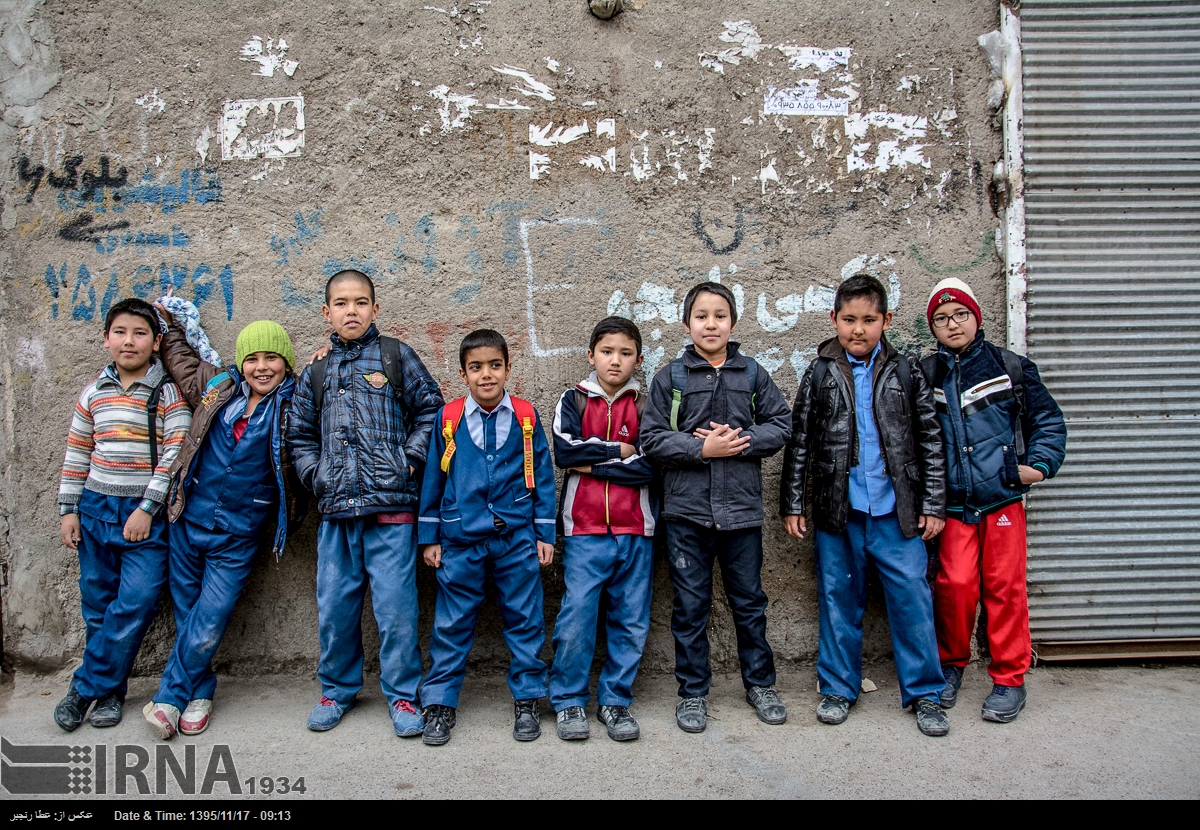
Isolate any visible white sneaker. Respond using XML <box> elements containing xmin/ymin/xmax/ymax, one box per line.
<box><xmin>143</xmin><ymin>701</ymin><xmax>180</xmax><ymax>740</ymax></box>
<box><xmin>180</xmin><ymin>699</ymin><xmax>213</xmax><ymax>736</ymax></box>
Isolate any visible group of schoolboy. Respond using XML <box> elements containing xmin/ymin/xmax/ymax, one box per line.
<box><xmin>54</xmin><ymin>266</ymin><xmax>1065</xmax><ymax>746</ymax></box>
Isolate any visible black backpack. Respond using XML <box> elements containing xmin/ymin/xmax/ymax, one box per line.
<box><xmin>310</xmin><ymin>336</ymin><xmax>405</xmax><ymax>412</ymax></box>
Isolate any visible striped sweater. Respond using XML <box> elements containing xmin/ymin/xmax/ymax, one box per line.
<box><xmin>58</xmin><ymin>360</ymin><xmax>192</xmax><ymax>516</ymax></box>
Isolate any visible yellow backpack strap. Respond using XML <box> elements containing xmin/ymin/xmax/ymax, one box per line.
<box><xmin>512</xmin><ymin>397</ymin><xmax>538</xmax><ymax>489</ymax></box>
<box><xmin>439</xmin><ymin>398</ymin><xmax>468</xmax><ymax>474</ymax></box>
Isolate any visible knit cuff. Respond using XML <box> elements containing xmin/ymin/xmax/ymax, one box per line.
<box><xmin>1032</xmin><ymin>462</ymin><xmax>1051</xmax><ymax>480</ymax></box>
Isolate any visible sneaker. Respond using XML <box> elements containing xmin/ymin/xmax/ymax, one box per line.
<box><xmin>597</xmin><ymin>705</ymin><xmax>640</xmax><ymax>741</ymax></box>
<box><xmin>745</xmin><ymin>685</ymin><xmax>787</xmax><ymax>725</ymax></box>
<box><xmin>179</xmin><ymin>699</ymin><xmax>212</xmax><ymax>736</ymax></box>
<box><xmin>89</xmin><ymin>691</ymin><xmax>124</xmax><ymax>728</ymax></box>
<box><xmin>940</xmin><ymin>665</ymin><xmax>964</xmax><ymax>709</ymax></box>
<box><xmin>391</xmin><ymin>700</ymin><xmax>424</xmax><ymax>738</ymax></box>
<box><xmin>53</xmin><ymin>687</ymin><xmax>92</xmax><ymax>732</ymax></box>
<box><xmin>555</xmin><ymin>705</ymin><xmax>589</xmax><ymax>740</ymax></box>
<box><xmin>306</xmin><ymin>696</ymin><xmax>352</xmax><ymax>732</ymax></box>
<box><xmin>981</xmin><ymin>683</ymin><xmax>1027</xmax><ymax>723</ymax></box>
<box><xmin>913</xmin><ymin>698</ymin><xmax>950</xmax><ymax>737</ymax></box>
<box><xmin>422</xmin><ymin>704</ymin><xmax>456</xmax><ymax>746</ymax></box>
<box><xmin>675</xmin><ymin>696</ymin><xmax>708</xmax><ymax>733</ymax></box>
<box><xmin>816</xmin><ymin>694</ymin><xmax>851</xmax><ymax>725</ymax></box>
<box><xmin>513</xmin><ymin>699</ymin><xmax>541</xmax><ymax>742</ymax></box>
<box><xmin>142</xmin><ymin>701</ymin><xmax>180</xmax><ymax>740</ymax></box>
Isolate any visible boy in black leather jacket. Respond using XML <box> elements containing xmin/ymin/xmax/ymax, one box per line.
<box><xmin>780</xmin><ymin>275</ymin><xmax>950</xmax><ymax>736</ymax></box>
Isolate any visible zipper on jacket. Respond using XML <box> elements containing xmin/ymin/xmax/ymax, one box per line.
<box><xmin>604</xmin><ymin>400</ymin><xmax>612</xmax><ymax>526</ymax></box>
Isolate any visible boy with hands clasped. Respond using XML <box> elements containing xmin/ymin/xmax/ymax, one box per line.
<box><xmin>923</xmin><ymin>278</ymin><xmax>1065</xmax><ymax>723</ymax></box>
<box><xmin>780</xmin><ymin>275</ymin><xmax>951</xmax><ymax>737</ymax></box>
<box><xmin>641</xmin><ymin>282</ymin><xmax>792</xmax><ymax>735</ymax></box>
<box><xmin>418</xmin><ymin>330</ymin><xmax>556</xmax><ymax>746</ymax></box>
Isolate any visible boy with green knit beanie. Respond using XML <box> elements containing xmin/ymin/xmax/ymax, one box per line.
<box><xmin>142</xmin><ymin>303</ymin><xmax>308</xmax><ymax>739</ymax></box>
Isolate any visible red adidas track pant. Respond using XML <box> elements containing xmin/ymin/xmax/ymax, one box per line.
<box><xmin>934</xmin><ymin>503</ymin><xmax>1031</xmax><ymax>687</ymax></box>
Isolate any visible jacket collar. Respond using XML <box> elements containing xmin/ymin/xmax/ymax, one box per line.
<box><xmin>937</xmin><ymin>328</ymin><xmax>986</xmax><ymax>364</ymax></box>
<box><xmin>332</xmin><ymin>323</ymin><xmax>381</xmax><ymax>352</ymax></box>
<box><xmin>818</xmin><ymin>335</ymin><xmax>897</xmax><ymax>364</ymax></box>
<box><xmin>680</xmin><ymin>341</ymin><xmax>747</xmax><ymax>369</ymax></box>
<box><xmin>99</xmin><ymin>358</ymin><xmax>164</xmax><ymax>391</ymax></box>
<box><xmin>577</xmin><ymin>371</ymin><xmax>641</xmax><ymax>402</ymax></box>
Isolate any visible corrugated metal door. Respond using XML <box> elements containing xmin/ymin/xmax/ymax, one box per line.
<box><xmin>1022</xmin><ymin>0</ymin><xmax>1200</xmax><ymax>655</ymax></box>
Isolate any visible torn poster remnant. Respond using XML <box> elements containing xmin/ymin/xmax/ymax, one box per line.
<box><xmin>221</xmin><ymin>97</ymin><xmax>305</xmax><ymax>160</ymax></box>
<box><xmin>529</xmin><ymin>121</ymin><xmax>589</xmax><ymax>146</ymax></box>
<box><xmin>239</xmin><ymin>36</ymin><xmax>299</xmax><ymax>78</ymax></box>
<box><xmin>764</xmin><ymin>85</ymin><xmax>849</xmax><ymax>117</ymax></box>
<box><xmin>529</xmin><ymin>151</ymin><xmax>551</xmax><ymax>180</ymax></box>
<box><xmin>492</xmin><ymin>65</ymin><xmax>555</xmax><ymax>102</ymax></box>
<box><xmin>775</xmin><ymin>46</ymin><xmax>850</xmax><ymax>72</ymax></box>
<box><xmin>844</xmin><ymin>111</ymin><xmax>930</xmax><ymax>172</ymax></box>
<box><xmin>699</xmin><ymin>20</ymin><xmax>765</xmax><ymax>74</ymax></box>
<box><xmin>429</xmin><ymin>85</ymin><xmax>478</xmax><ymax>132</ymax></box>
<box><xmin>580</xmin><ymin>147</ymin><xmax>617</xmax><ymax>173</ymax></box>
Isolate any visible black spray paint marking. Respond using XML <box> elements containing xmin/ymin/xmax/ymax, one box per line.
<box><xmin>58</xmin><ymin>214</ymin><xmax>132</xmax><ymax>243</ymax></box>
<box><xmin>692</xmin><ymin>205</ymin><xmax>744</xmax><ymax>255</ymax></box>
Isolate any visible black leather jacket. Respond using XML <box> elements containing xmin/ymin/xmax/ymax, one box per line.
<box><xmin>779</xmin><ymin>336</ymin><xmax>946</xmax><ymax>539</ymax></box>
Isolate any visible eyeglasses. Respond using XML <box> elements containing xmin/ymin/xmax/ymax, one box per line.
<box><xmin>931</xmin><ymin>310</ymin><xmax>973</xmax><ymax>329</ymax></box>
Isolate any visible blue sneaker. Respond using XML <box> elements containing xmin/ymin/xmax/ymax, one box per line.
<box><xmin>391</xmin><ymin>700</ymin><xmax>424</xmax><ymax>737</ymax></box>
<box><xmin>981</xmin><ymin>683</ymin><xmax>1027</xmax><ymax>723</ymax></box>
<box><xmin>940</xmin><ymin>665</ymin><xmax>964</xmax><ymax>709</ymax></box>
<box><xmin>307</xmin><ymin>696</ymin><xmax>352</xmax><ymax>731</ymax></box>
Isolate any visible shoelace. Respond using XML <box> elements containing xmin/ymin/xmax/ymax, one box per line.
<box><xmin>559</xmin><ymin>706</ymin><xmax>584</xmax><ymax>720</ymax></box>
<box><xmin>516</xmin><ymin>701</ymin><xmax>538</xmax><ymax>716</ymax></box>
<box><xmin>607</xmin><ymin>706</ymin><xmax>630</xmax><ymax>720</ymax></box>
<box><xmin>424</xmin><ymin>706</ymin><xmax>450</xmax><ymax>727</ymax></box>
<box><xmin>758</xmin><ymin>688</ymin><xmax>782</xmax><ymax>706</ymax></box>
<box><xmin>680</xmin><ymin>698</ymin><xmax>704</xmax><ymax>712</ymax></box>
<box><xmin>393</xmin><ymin>700</ymin><xmax>418</xmax><ymax>715</ymax></box>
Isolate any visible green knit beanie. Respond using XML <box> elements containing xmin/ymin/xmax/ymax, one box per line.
<box><xmin>236</xmin><ymin>321</ymin><xmax>296</xmax><ymax>371</ymax></box>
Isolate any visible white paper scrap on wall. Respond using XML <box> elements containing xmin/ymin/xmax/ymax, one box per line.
<box><xmin>596</xmin><ymin>118</ymin><xmax>616</xmax><ymax>140</ymax></box>
<box><xmin>492</xmin><ymin>65</ymin><xmax>555</xmax><ymax>101</ymax></box>
<box><xmin>239</xmin><ymin>36</ymin><xmax>299</xmax><ymax>78</ymax></box>
<box><xmin>485</xmin><ymin>98</ymin><xmax>532</xmax><ymax>110</ymax></box>
<box><xmin>776</xmin><ymin>46</ymin><xmax>850</xmax><ymax>72</ymax></box>
<box><xmin>429</xmin><ymin>85</ymin><xmax>479</xmax><ymax>133</ymax></box>
<box><xmin>529</xmin><ymin>121</ymin><xmax>589</xmax><ymax>146</ymax></box>
<box><xmin>580</xmin><ymin>146</ymin><xmax>617</xmax><ymax>172</ymax></box>
<box><xmin>763</xmin><ymin>86</ymin><xmax>849</xmax><ymax>117</ymax></box>
<box><xmin>221</xmin><ymin>97</ymin><xmax>305</xmax><ymax>160</ymax></box>
<box><xmin>135</xmin><ymin>89</ymin><xmax>166</xmax><ymax>114</ymax></box>
<box><xmin>844</xmin><ymin>112</ymin><xmax>927</xmax><ymax>141</ymax></box>
<box><xmin>529</xmin><ymin>151</ymin><xmax>551</xmax><ymax>180</ymax></box>
<box><xmin>699</xmin><ymin>20</ymin><xmax>764</xmax><ymax>74</ymax></box>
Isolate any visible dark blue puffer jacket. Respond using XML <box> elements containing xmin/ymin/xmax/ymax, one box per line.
<box><xmin>926</xmin><ymin>331</ymin><xmax>1066</xmax><ymax>523</ymax></box>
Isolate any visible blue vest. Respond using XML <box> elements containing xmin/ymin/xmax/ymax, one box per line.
<box><xmin>438</xmin><ymin>410</ymin><xmax>534</xmax><ymax>545</ymax></box>
<box><xmin>185</xmin><ymin>396</ymin><xmax>276</xmax><ymax>537</ymax></box>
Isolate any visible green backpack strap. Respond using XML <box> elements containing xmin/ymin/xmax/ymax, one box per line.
<box><xmin>668</xmin><ymin>360</ymin><xmax>688</xmax><ymax>431</ymax></box>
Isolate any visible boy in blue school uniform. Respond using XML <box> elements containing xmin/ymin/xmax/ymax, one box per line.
<box><xmin>418</xmin><ymin>329</ymin><xmax>556</xmax><ymax>746</ymax></box>
<box><xmin>549</xmin><ymin>316</ymin><xmax>655</xmax><ymax>742</ymax></box>
<box><xmin>287</xmin><ymin>270</ymin><xmax>445</xmax><ymax>737</ymax></box>
<box><xmin>55</xmin><ymin>298</ymin><xmax>192</xmax><ymax>731</ymax></box>
<box><xmin>780</xmin><ymin>275</ymin><xmax>951</xmax><ymax>737</ymax></box>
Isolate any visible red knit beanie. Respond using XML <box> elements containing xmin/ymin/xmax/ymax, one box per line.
<box><xmin>926</xmin><ymin>278</ymin><xmax>982</xmax><ymax>330</ymax></box>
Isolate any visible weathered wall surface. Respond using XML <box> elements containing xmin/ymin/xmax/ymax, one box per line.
<box><xmin>0</xmin><ymin>0</ymin><xmax>1004</xmax><ymax>677</ymax></box>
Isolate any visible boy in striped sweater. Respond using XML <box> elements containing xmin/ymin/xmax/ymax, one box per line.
<box><xmin>55</xmin><ymin>298</ymin><xmax>192</xmax><ymax>731</ymax></box>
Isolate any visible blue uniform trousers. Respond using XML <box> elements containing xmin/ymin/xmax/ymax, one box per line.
<box><xmin>421</xmin><ymin>528</ymin><xmax>547</xmax><ymax>708</ymax></box>
<box><xmin>666</xmin><ymin>520</ymin><xmax>776</xmax><ymax>698</ymax></box>
<box><xmin>154</xmin><ymin>518</ymin><xmax>259</xmax><ymax>711</ymax></box>
<box><xmin>814</xmin><ymin>510</ymin><xmax>944</xmax><ymax>708</ymax></box>
<box><xmin>73</xmin><ymin>490</ymin><xmax>169</xmax><ymax>700</ymax></box>
<box><xmin>316</xmin><ymin>518</ymin><xmax>422</xmax><ymax>706</ymax></box>
<box><xmin>549</xmin><ymin>533</ymin><xmax>653</xmax><ymax>710</ymax></box>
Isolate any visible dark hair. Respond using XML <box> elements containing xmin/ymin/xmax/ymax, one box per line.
<box><xmin>325</xmin><ymin>269</ymin><xmax>376</xmax><ymax>304</ymax></box>
<box><xmin>104</xmin><ymin>298</ymin><xmax>160</xmax><ymax>336</ymax></box>
<box><xmin>682</xmin><ymin>281</ymin><xmax>738</xmax><ymax>325</ymax></box>
<box><xmin>589</xmin><ymin>316</ymin><xmax>643</xmax><ymax>356</ymax></box>
<box><xmin>834</xmin><ymin>275</ymin><xmax>889</xmax><ymax>314</ymax></box>
<box><xmin>459</xmin><ymin>329</ymin><xmax>509</xmax><ymax>370</ymax></box>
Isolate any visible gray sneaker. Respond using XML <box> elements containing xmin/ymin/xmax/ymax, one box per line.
<box><xmin>745</xmin><ymin>685</ymin><xmax>787</xmax><ymax>725</ymax></box>
<box><xmin>555</xmin><ymin>705</ymin><xmax>590</xmax><ymax>740</ymax></box>
<box><xmin>597</xmin><ymin>705</ymin><xmax>640</xmax><ymax>741</ymax></box>
<box><xmin>914</xmin><ymin>698</ymin><xmax>950</xmax><ymax>737</ymax></box>
<box><xmin>675</xmin><ymin>696</ymin><xmax>708</xmax><ymax>733</ymax></box>
<box><xmin>981</xmin><ymin>683</ymin><xmax>1027</xmax><ymax>723</ymax></box>
<box><xmin>816</xmin><ymin>694</ymin><xmax>851</xmax><ymax>725</ymax></box>
<box><xmin>940</xmin><ymin>664</ymin><xmax>964</xmax><ymax>709</ymax></box>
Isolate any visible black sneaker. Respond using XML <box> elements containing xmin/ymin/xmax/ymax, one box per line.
<box><xmin>89</xmin><ymin>692</ymin><xmax>124</xmax><ymax>728</ymax></box>
<box><xmin>816</xmin><ymin>694</ymin><xmax>851</xmax><ymax>725</ymax></box>
<box><xmin>981</xmin><ymin>683</ymin><xmax>1027</xmax><ymax>723</ymax></box>
<box><xmin>53</xmin><ymin>687</ymin><xmax>92</xmax><ymax>732</ymax></box>
<box><xmin>421</xmin><ymin>704</ymin><xmax>456</xmax><ymax>746</ymax></box>
<box><xmin>597</xmin><ymin>705</ymin><xmax>640</xmax><ymax>741</ymax></box>
<box><xmin>675</xmin><ymin>696</ymin><xmax>707</xmax><ymax>733</ymax></box>
<box><xmin>555</xmin><ymin>705</ymin><xmax>589</xmax><ymax>740</ymax></box>
<box><xmin>940</xmin><ymin>665</ymin><xmax>964</xmax><ymax>709</ymax></box>
<box><xmin>745</xmin><ymin>685</ymin><xmax>787</xmax><ymax>725</ymax></box>
<box><xmin>513</xmin><ymin>699</ymin><xmax>541</xmax><ymax>742</ymax></box>
<box><xmin>914</xmin><ymin>698</ymin><xmax>950</xmax><ymax>737</ymax></box>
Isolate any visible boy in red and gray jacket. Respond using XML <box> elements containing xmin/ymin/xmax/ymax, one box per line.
<box><xmin>549</xmin><ymin>317</ymin><xmax>655</xmax><ymax>742</ymax></box>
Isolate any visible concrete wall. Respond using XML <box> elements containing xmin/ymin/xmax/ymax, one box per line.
<box><xmin>0</xmin><ymin>0</ymin><xmax>1004</xmax><ymax>677</ymax></box>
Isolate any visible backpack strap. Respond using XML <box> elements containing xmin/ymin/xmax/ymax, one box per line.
<box><xmin>379</xmin><ymin>336</ymin><xmax>404</xmax><ymax>394</ymax></box>
<box><xmin>668</xmin><ymin>359</ymin><xmax>688</xmax><ymax>431</ymax></box>
<box><xmin>811</xmin><ymin>356</ymin><xmax>829</xmax><ymax>397</ymax></box>
<box><xmin>438</xmin><ymin>397</ymin><xmax>468</xmax><ymax>474</ymax></box>
<box><xmin>745</xmin><ymin>358</ymin><xmax>759</xmax><ymax>423</ymax></box>
<box><xmin>573</xmin><ymin>388</ymin><xmax>588</xmax><ymax>419</ymax></box>
<box><xmin>146</xmin><ymin>375</ymin><xmax>168</xmax><ymax>471</ymax></box>
<box><xmin>511</xmin><ymin>396</ymin><xmax>538</xmax><ymax>489</ymax></box>
<box><xmin>999</xmin><ymin>348</ymin><xmax>1027</xmax><ymax>456</ymax></box>
<box><xmin>895</xmin><ymin>352</ymin><xmax>913</xmax><ymax>403</ymax></box>
<box><xmin>310</xmin><ymin>352</ymin><xmax>329</xmax><ymax>413</ymax></box>
<box><xmin>919</xmin><ymin>353</ymin><xmax>939</xmax><ymax>387</ymax></box>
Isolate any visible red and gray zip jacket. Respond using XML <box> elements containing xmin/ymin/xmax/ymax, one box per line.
<box><xmin>552</xmin><ymin>373</ymin><xmax>655</xmax><ymax>537</ymax></box>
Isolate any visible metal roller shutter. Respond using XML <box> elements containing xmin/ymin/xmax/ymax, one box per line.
<box><xmin>1022</xmin><ymin>0</ymin><xmax>1200</xmax><ymax>656</ymax></box>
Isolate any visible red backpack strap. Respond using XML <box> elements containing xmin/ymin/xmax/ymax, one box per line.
<box><xmin>510</xmin><ymin>396</ymin><xmax>538</xmax><ymax>490</ymax></box>
<box><xmin>438</xmin><ymin>397</ymin><xmax>468</xmax><ymax>474</ymax></box>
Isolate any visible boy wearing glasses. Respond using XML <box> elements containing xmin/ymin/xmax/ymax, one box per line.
<box><xmin>923</xmin><ymin>278</ymin><xmax>1066</xmax><ymax>723</ymax></box>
